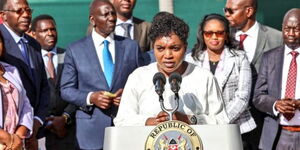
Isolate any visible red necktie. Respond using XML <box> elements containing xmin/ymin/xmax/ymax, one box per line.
<box><xmin>284</xmin><ymin>51</ymin><xmax>299</xmax><ymax>120</ymax></box>
<box><xmin>239</xmin><ymin>34</ymin><xmax>248</xmax><ymax>50</ymax></box>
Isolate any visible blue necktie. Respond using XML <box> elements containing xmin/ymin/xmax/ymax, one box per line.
<box><xmin>102</xmin><ymin>40</ymin><xmax>114</xmax><ymax>87</ymax></box>
<box><xmin>19</xmin><ymin>38</ymin><xmax>30</xmax><ymax>66</ymax></box>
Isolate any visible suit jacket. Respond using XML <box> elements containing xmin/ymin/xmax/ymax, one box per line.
<box><xmin>133</xmin><ymin>17</ymin><xmax>152</xmax><ymax>52</ymax></box>
<box><xmin>186</xmin><ymin>48</ymin><xmax>256</xmax><ymax>133</ymax></box>
<box><xmin>0</xmin><ymin>24</ymin><xmax>49</xmax><ymax>122</ymax></box>
<box><xmin>60</xmin><ymin>35</ymin><xmax>143</xmax><ymax>149</ymax></box>
<box><xmin>45</xmin><ymin>47</ymin><xmax>76</xmax><ymax>118</ymax></box>
<box><xmin>0</xmin><ymin>61</ymin><xmax>33</xmax><ymax>137</ymax></box>
<box><xmin>253</xmin><ymin>45</ymin><xmax>285</xmax><ymax>150</ymax></box>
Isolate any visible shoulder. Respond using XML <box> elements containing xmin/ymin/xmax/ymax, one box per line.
<box><xmin>115</xmin><ymin>35</ymin><xmax>139</xmax><ymax>46</ymax></box>
<box><xmin>133</xmin><ymin>17</ymin><xmax>152</xmax><ymax>28</ymax></box>
<box><xmin>67</xmin><ymin>36</ymin><xmax>91</xmax><ymax>50</ymax></box>
<box><xmin>127</xmin><ymin>63</ymin><xmax>156</xmax><ymax>80</ymax></box>
<box><xmin>263</xmin><ymin>45</ymin><xmax>284</xmax><ymax>58</ymax></box>
<box><xmin>26</xmin><ymin>34</ymin><xmax>41</xmax><ymax>51</ymax></box>
<box><xmin>259</xmin><ymin>23</ymin><xmax>282</xmax><ymax>37</ymax></box>
<box><xmin>187</xmin><ymin>62</ymin><xmax>214</xmax><ymax>79</ymax></box>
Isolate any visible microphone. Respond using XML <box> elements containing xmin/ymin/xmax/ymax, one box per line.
<box><xmin>153</xmin><ymin>72</ymin><xmax>166</xmax><ymax>96</ymax></box>
<box><xmin>169</xmin><ymin>72</ymin><xmax>182</xmax><ymax>94</ymax></box>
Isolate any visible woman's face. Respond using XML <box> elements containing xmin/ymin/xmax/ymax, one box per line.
<box><xmin>203</xmin><ymin>19</ymin><xmax>227</xmax><ymax>52</ymax></box>
<box><xmin>154</xmin><ymin>33</ymin><xmax>186</xmax><ymax>76</ymax></box>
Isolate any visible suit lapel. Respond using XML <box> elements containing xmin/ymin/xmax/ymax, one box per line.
<box><xmin>274</xmin><ymin>46</ymin><xmax>285</xmax><ymax>98</ymax></box>
<box><xmin>85</xmin><ymin>36</ymin><xmax>109</xmax><ymax>89</ymax></box>
<box><xmin>133</xmin><ymin>17</ymin><xmax>141</xmax><ymax>41</ymax></box>
<box><xmin>252</xmin><ymin>23</ymin><xmax>267</xmax><ymax>65</ymax></box>
<box><xmin>55</xmin><ymin>48</ymin><xmax>65</xmax><ymax>87</ymax></box>
<box><xmin>110</xmin><ymin>36</ymin><xmax>125</xmax><ymax>90</ymax></box>
<box><xmin>216</xmin><ymin>49</ymin><xmax>235</xmax><ymax>90</ymax></box>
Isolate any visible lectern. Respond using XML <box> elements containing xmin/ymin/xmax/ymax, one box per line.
<box><xmin>104</xmin><ymin>124</ymin><xmax>243</xmax><ymax>150</ymax></box>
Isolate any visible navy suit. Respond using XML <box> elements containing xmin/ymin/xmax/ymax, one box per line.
<box><xmin>253</xmin><ymin>45</ymin><xmax>285</xmax><ymax>150</ymax></box>
<box><xmin>60</xmin><ymin>35</ymin><xmax>143</xmax><ymax>149</ymax></box>
<box><xmin>0</xmin><ymin>24</ymin><xmax>49</xmax><ymax>122</ymax></box>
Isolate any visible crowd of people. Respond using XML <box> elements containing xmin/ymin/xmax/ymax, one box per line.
<box><xmin>0</xmin><ymin>0</ymin><xmax>299</xmax><ymax>150</ymax></box>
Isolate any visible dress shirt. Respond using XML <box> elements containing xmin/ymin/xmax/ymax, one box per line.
<box><xmin>86</xmin><ymin>29</ymin><xmax>115</xmax><ymax>105</ymax></box>
<box><xmin>115</xmin><ymin>17</ymin><xmax>134</xmax><ymax>39</ymax></box>
<box><xmin>41</xmin><ymin>47</ymin><xmax>58</xmax><ymax>73</ymax></box>
<box><xmin>276</xmin><ymin>46</ymin><xmax>300</xmax><ymax>125</ymax></box>
<box><xmin>3</xmin><ymin>23</ymin><xmax>43</xmax><ymax>125</ymax></box>
<box><xmin>235</xmin><ymin>21</ymin><xmax>259</xmax><ymax>62</ymax></box>
<box><xmin>114</xmin><ymin>62</ymin><xmax>229</xmax><ymax>126</ymax></box>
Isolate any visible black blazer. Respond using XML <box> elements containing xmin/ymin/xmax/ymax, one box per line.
<box><xmin>0</xmin><ymin>24</ymin><xmax>49</xmax><ymax>122</ymax></box>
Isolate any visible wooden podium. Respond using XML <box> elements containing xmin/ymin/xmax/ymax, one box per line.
<box><xmin>104</xmin><ymin>124</ymin><xmax>243</xmax><ymax>150</ymax></box>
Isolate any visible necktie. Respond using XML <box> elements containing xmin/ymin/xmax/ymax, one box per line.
<box><xmin>239</xmin><ymin>34</ymin><xmax>248</xmax><ymax>50</ymax></box>
<box><xmin>120</xmin><ymin>23</ymin><xmax>131</xmax><ymax>38</ymax></box>
<box><xmin>284</xmin><ymin>51</ymin><xmax>299</xmax><ymax>120</ymax></box>
<box><xmin>102</xmin><ymin>40</ymin><xmax>114</xmax><ymax>87</ymax></box>
<box><xmin>19</xmin><ymin>38</ymin><xmax>30</xmax><ymax>66</ymax></box>
<box><xmin>46</xmin><ymin>52</ymin><xmax>56</xmax><ymax>81</ymax></box>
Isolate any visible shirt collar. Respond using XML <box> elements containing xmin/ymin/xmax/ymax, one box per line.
<box><xmin>41</xmin><ymin>47</ymin><xmax>57</xmax><ymax>57</ymax></box>
<box><xmin>91</xmin><ymin>29</ymin><xmax>114</xmax><ymax>47</ymax></box>
<box><xmin>235</xmin><ymin>21</ymin><xmax>259</xmax><ymax>38</ymax></box>
<box><xmin>284</xmin><ymin>45</ymin><xmax>300</xmax><ymax>56</ymax></box>
<box><xmin>116</xmin><ymin>17</ymin><xmax>133</xmax><ymax>26</ymax></box>
<box><xmin>3</xmin><ymin>23</ymin><xmax>27</xmax><ymax>44</ymax></box>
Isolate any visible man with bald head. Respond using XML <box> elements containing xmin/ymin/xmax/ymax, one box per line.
<box><xmin>254</xmin><ymin>8</ymin><xmax>300</xmax><ymax>150</ymax></box>
<box><xmin>224</xmin><ymin>1</ymin><xmax>283</xmax><ymax>149</ymax></box>
<box><xmin>0</xmin><ymin>0</ymin><xmax>49</xmax><ymax>149</ymax></box>
<box><xmin>60</xmin><ymin>0</ymin><xmax>142</xmax><ymax>149</ymax></box>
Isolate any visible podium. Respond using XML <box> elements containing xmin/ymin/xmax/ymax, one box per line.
<box><xmin>104</xmin><ymin>124</ymin><xmax>243</xmax><ymax>150</ymax></box>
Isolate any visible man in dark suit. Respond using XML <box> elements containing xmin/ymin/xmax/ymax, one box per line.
<box><xmin>224</xmin><ymin>0</ymin><xmax>283</xmax><ymax>149</ymax></box>
<box><xmin>0</xmin><ymin>0</ymin><xmax>49</xmax><ymax>149</ymax></box>
<box><xmin>110</xmin><ymin>0</ymin><xmax>152</xmax><ymax>52</ymax></box>
<box><xmin>31</xmin><ymin>14</ymin><xmax>76</xmax><ymax>150</ymax></box>
<box><xmin>60</xmin><ymin>0</ymin><xmax>143</xmax><ymax>149</ymax></box>
<box><xmin>254</xmin><ymin>8</ymin><xmax>300</xmax><ymax>150</ymax></box>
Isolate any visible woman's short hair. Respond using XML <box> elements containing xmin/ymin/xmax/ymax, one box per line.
<box><xmin>149</xmin><ymin>13</ymin><xmax>189</xmax><ymax>45</ymax></box>
<box><xmin>192</xmin><ymin>13</ymin><xmax>238</xmax><ymax>60</ymax></box>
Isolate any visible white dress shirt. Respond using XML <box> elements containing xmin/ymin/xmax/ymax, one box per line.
<box><xmin>115</xmin><ymin>17</ymin><xmax>134</xmax><ymax>39</ymax></box>
<box><xmin>278</xmin><ymin>46</ymin><xmax>300</xmax><ymax>125</ymax></box>
<box><xmin>86</xmin><ymin>29</ymin><xmax>116</xmax><ymax>105</ymax></box>
<box><xmin>114</xmin><ymin>62</ymin><xmax>229</xmax><ymax>126</ymax></box>
<box><xmin>41</xmin><ymin>47</ymin><xmax>58</xmax><ymax>73</ymax></box>
<box><xmin>235</xmin><ymin>21</ymin><xmax>259</xmax><ymax>62</ymax></box>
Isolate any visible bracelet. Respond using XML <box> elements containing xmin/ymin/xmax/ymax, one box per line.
<box><xmin>8</xmin><ymin>134</ymin><xmax>14</xmax><ymax>150</ymax></box>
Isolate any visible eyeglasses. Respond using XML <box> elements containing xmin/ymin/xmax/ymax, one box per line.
<box><xmin>223</xmin><ymin>6</ymin><xmax>249</xmax><ymax>15</ymax></box>
<box><xmin>2</xmin><ymin>8</ymin><xmax>33</xmax><ymax>15</ymax></box>
<box><xmin>203</xmin><ymin>31</ymin><xmax>226</xmax><ymax>38</ymax></box>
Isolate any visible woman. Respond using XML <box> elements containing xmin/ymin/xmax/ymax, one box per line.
<box><xmin>0</xmin><ymin>32</ymin><xmax>33</xmax><ymax>150</ymax></box>
<box><xmin>114</xmin><ymin>13</ymin><xmax>228</xmax><ymax>126</ymax></box>
<box><xmin>185</xmin><ymin>14</ymin><xmax>256</xmax><ymax>148</ymax></box>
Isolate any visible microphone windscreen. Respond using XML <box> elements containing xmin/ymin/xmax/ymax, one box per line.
<box><xmin>153</xmin><ymin>72</ymin><xmax>166</xmax><ymax>85</ymax></box>
<box><xmin>169</xmin><ymin>72</ymin><xmax>182</xmax><ymax>83</ymax></box>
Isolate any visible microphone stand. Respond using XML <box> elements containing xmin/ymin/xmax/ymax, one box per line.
<box><xmin>159</xmin><ymin>93</ymin><xmax>179</xmax><ymax>121</ymax></box>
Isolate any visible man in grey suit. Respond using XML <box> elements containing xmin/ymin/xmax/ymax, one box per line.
<box><xmin>110</xmin><ymin>0</ymin><xmax>152</xmax><ymax>52</ymax></box>
<box><xmin>31</xmin><ymin>14</ymin><xmax>76</xmax><ymax>150</ymax></box>
<box><xmin>60</xmin><ymin>0</ymin><xmax>143</xmax><ymax>149</ymax></box>
<box><xmin>224</xmin><ymin>0</ymin><xmax>283</xmax><ymax>149</ymax></box>
<box><xmin>254</xmin><ymin>8</ymin><xmax>300</xmax><ymax>150</ymax></box>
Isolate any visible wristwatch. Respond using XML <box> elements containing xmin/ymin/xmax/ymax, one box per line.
<box><xmin>189</xmin><ymin>115</ymin><xmax>197</xmax><ymax>125</ymax></box>
<box><xmin>62</xmin><ymin>113</ymin><xmax>71</xmax><ymax>125</ymax></box>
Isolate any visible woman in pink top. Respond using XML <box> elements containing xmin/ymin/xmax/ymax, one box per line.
<box><xmin>0</xmin><ymin>31</ymin><xmax>33</xmax><ymax>150</ymax></box>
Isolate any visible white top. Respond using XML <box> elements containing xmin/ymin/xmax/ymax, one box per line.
<box><xmin>115</xmin><ymin>17</ymin><xmax>134</xmax><ymax>39</ymax></box>
<box><xmin>114</xmin><ymin>62</ymin><xmax>229</xmax><ymax>126</ymax></box>
<box><xmin>235</xmin><ymin>21</ymin><xmax>259</xmax><ymax>62</ymax></box>
<box><xmin>41</xmin><ymin>47</ymin><xmax>58</xmax><ymax>73</ymax></box>
<box><xmin>278</xmin><ymin>46</ymin><xmax>300</xmax><ymax>125</ymax></box>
